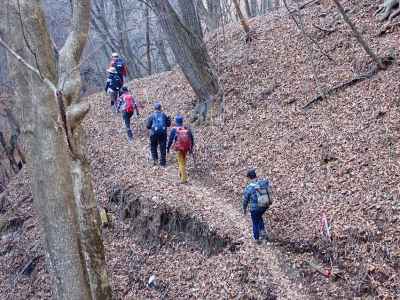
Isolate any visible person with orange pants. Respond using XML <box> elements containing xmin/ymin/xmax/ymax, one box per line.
<box><xmin>167</xmin><ymin>115</ymin><xmax>194</xmax><ymax>183</ymax></box>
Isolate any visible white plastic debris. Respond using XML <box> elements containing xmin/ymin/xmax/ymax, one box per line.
<box><xmin>147</xmin><ymin>274</ymin><xmax>157</xmax><ymax>288</ymax></box>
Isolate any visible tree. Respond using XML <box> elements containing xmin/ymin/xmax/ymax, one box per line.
<box><xmin>149</xmin><ymin>0</ymin><xmax>221</xmax><ymax>122</ymax></box>
<box><xmin>0</xmin><ymin>0</ymin><xmax>112</xmax><ymax>299</ymax></box>
<box><xmin>375</xmin><ymin>0</ymin><xmax>400</xmax><ymax>22</ymax></box>
<box><xmin>332</xmin><ymin>0</ymin><xmax>384</xmax><ymax>70</ymax></box>
<box><xmin>206</xmin><ymin>0</ymin><xmax>222</xmax><ymax>30</ymax></box>
<box><xmin>232</xmin><ymin>0</ymin><xmax>251</xmax><ymax>38</ymax></box>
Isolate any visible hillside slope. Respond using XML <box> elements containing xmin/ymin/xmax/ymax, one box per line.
<box><xmin>1</xmin><ymin>0</ymin><xmax>400</xmax><ymax>298</ymax></box>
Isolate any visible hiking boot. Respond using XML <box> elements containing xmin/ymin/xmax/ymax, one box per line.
<box><xmin>128</xmin><ymin>137</ymin><xmax>133</xmax><ymax>144</ymax></box>
<box><xmin>260</xmin><ymin>230</ymin><xmax>270</xmax><ymax>242</ymax></box>
<box><xmin>253</xmin><ymin>238</ymin><xmax>262</xmax><ymax>245</ymax></box>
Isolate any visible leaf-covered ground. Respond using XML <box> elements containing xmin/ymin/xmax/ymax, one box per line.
<box><xmin>1</xmin><ymin>0</ymin><xmax>400</xmax><ymax>298</ymax></box>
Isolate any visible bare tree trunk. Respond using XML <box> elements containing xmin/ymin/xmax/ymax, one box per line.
<box><xmin>332</xmin><ymin>0</ymin><xmax>384</xmax><ymax>69</ymax></box>
<box><xmin>275</xmin><ymin>0</ymin><xmax>280</xmax><ymax>10</ymax></box>
<box><xmin>232</xmin><ymin>0</ymin><xmax>251</xmax><ymax>36</ymax></box>
<box><xmin>250</xmin><ymin>0</ymin><xmax>259</xmax><ymax>16</ymax></box>
<box><xmin>206</xmin><ymin>0</ymin><xmax>222</xmax><ymax>30</ymax></box>
<box><xmin>145</xmin><ymin>5</ymin><xmax>152</xmax><ymax>75</ymax></box>
<box><xmin>244</xmin><ymin>0</ymin><xmax>252</xmax><ymax>17</ymax></box>
<box><xmin>149</xmin><ymin>0</ymin><xmax>220</xmax><ymax>122</ymax></box>
<box><xmin>177</xmin><ymin>0</ymin><xmax>204</xmax><ymax>39</ymax></box>
<box><xmin>2</xmin><ymin>0</ymin><xmax>112</xmax><ymax>299</ymax></box>
<box><xmin>154</xmin><ymin>35</ymin><xmax>172</xmax><ymax>71</ymax></box>
<box><xmin>3</xmin><ymin>1</ymin><xmax>92</xmax><ymax>299</ymax></box>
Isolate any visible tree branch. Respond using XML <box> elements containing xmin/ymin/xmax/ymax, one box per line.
<box><xmin>0</xmin><ymin>36</ymin><xmax>56</xmax><ymax>92</ymax></box>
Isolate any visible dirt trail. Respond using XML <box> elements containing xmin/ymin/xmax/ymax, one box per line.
<box><xmin>91</xmin><ymin>97</ymin><xmax>308</xmax><ymax>299</ymax></box>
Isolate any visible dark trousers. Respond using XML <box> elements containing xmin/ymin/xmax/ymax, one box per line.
<box><xmin>150</xmin><ymin>133</ymin><xmax>167</xmax><ymax>166</ymax></box>
<box><xmin>122</xmin><ymin>111</ymin><xmax>133</xmax><ymax>139</ymax></box>
<box><xmin>250</xmin><ymin>207</ymin><xmax>267</xmax><ymax>240</ymax></box>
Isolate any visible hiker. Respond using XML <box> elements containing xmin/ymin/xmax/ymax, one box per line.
<box><xmin>117</xmin><ymin>86</ymin><xmax>139</xmax><ymax>143</ymax></box>
<box><xmin>167</xmin><ymin>115</ymin><xmax>194</xmax><ymax>183</ymax></box>
<box><xmin>105</xmin><ymin>67</ymin><xmax>122</xmax><ymax>112</ymax></box>
<box><xmin>243</xmin><ymin>169</ymin><xmax>273</xmax><ymax>243</ymax></box>
<box><xmin>146</xmin><ymin>102</ymin><xmax>171</xmax><ymax>166</ymax></box>
<box><xmin>108</xmin><ymin>52</ymin><xmax>128</xmax><ymax>84</ymax></box>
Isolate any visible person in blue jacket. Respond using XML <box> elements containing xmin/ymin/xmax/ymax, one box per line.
<box><xmin>146</xmin><ymin>102</ymin><xmax>171</xmax><ymax>166</ymax></box>
<box><xmin>243</xmin><ymin>169</ymin><xmax>273</xmax><ymax>243</ymax></box>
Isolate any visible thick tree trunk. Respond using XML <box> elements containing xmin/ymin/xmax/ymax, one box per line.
<box><xmin>2</xmin><ymin>0</ymin><xmax>112</xmax><ymax>299</ymax></box>
<box><xmin>4</xmin><ymin>1</ymin><xmax>93</xmax><ymax>299</ymax></box>
<box><xmin>177</xmin><ymin>0</ymin><xmax>204</xmax><ymax>39</ymax></box>
<box><xmin>149</xmin><ymin>0</ymin><xmax>220</xmax><ymax>122</ymax></box>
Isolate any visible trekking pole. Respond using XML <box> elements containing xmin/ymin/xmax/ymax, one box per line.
<box><xmin>191</xmin><ymin>148</ymin><xmax>198</xmax><ymax>170</ymax></box>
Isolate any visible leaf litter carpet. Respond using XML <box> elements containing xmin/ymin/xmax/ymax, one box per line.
<box><xmin>1</xmin><ymin>0</ymin><xmax>400</xmax><ymax>298</ymax></box>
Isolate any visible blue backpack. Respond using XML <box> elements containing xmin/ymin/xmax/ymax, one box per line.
<box><xmin>152</xmin><ymin>112</ymin><xmax>167</xmax><ymax>135</ymax></box>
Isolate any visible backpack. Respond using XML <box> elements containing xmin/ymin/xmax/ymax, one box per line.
<box><xmin>151</xmin><ymin>112</ymin><xmax>167</xmax><ymax>135</ymax></box>
<box><xmin>114</xmin><ymin>58</ymin><xmax>126</xmax><ymax>77</ymax></box>
<box><xmin>174</xmin><ymin>127</ymin><xmax>192</xmax><ymax>152</ymax></box>
<box><xmin>250</xmin><ymin>180</ymin><xmax>273</xmax><ymax>208</ymax></box>
<box><xmin>119</xmin><ymin>94</ymin><xmax>135</xmax><ymax>113</ymax></box>
<box><xmin>110</xmin><ymin>74</ymin><xmax>122</xmax><ymax>91</ymax></box>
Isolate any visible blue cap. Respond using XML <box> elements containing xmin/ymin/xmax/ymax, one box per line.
<box><xmin>175</xmin><ymin>115</ymin><xmax>183</xmax><ymax>125</ymax></box>
<box><xmin>154</xmin><ymin>102</ymin><xmax>161</xmax><ymax>110</ymax></box>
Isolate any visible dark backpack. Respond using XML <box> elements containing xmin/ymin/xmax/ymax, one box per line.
<box><xmin>110</xmin><ymin>74</ymin><xmax>122</xmax><ymax>91</ymax></box>
<box><xmin>151</xmin><ymin>112</ymin><xmax>167</xmax><ymax>135</ymax></box>
<box><xmin>174</xmin><ymin>127</ymin><xmax>192</xmax><ymax>152</ymax></box>
<box><xmin>114</xmin><ymin>58</ymin><xmax>126</xmax><ymax>77</ymax></box>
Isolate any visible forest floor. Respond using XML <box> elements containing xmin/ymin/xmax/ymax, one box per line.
<box><xmin>1</xmin><ymin>0</ymin><xmax>400</xmax><ymax>299</ymax></box>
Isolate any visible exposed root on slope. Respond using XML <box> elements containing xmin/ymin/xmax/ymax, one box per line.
<box><xmin>109</xmin><ymin>186</ymin><xmax>234</xmax><ymax>256</ymax></box>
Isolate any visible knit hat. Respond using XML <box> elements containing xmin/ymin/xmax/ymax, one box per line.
<box><xmin>154</xmin><ymin>102</ymin><xmax>162</xmax><ymax>110</ymax></box>
<box><xmin>246</xmin><ymin>169</ymin><xmax>257</xmax><ymax>179</ymax></box>
<box><xmin>175</xmin><ymin>115</ymin><xmax>183</xmax><ymax>125</ymax></box>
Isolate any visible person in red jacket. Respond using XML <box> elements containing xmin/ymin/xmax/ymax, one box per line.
<box><xmin>167</xmin><ymin>115</ymin><xmax>194</xmax><ymax>183</ymax></box>
<box><xmin>117</xmin><ymin>86</ymin><xmax>139</xmax><ymax>143</ymax></box>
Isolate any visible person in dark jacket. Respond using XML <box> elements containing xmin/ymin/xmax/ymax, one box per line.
<box><xmin>146</xmin><ymin>102</ymin><xmax>171</xmax><ymax>166</ymax></box>
<box><xmin>167</xmin><ymin>115</ymin><xmax>194</xmax><ymax>183</ymax></box>
<box><xmin>243</xmin><ymin>169</ymin><xmax>273</xmax><ymax>243</ymax></box>
<box><xmin>105</xmin><ymin>67</ymin><xmax>122</xmax><ymax>112</ymax></box>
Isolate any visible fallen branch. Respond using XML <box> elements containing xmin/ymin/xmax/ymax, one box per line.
<box><xmin>304</xmin><ymin>53</ymin><xmax>395</xmax><ymax>110</ymax></box>
<box><xmin>312</xmin><ymin>23</ymin><xmax>337</xmax><ymax>34</ymax></box>
<box><xmin>299</xmin><ymin>0</ymin><xmax>321</xmax><ymax>10</ymax></box>
<box><xmin>304</xmin><ymin>66</ymin><xmax>378</xmax><ymax>109</ymax></box>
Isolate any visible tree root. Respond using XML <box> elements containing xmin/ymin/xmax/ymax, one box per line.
<box><xmin>304</xmin><ymin>55</ymin><xmax>395</xmax><ymax>110</ymax></box>
<box><xmin>377</xmin><ymin>20</ymin><xmax>400</xmax><ymax>36</ymax></box>
<box><xmin>375</xmin><ymin>0</ymin><xmax>400</xmax><ymax>22</ymax></box>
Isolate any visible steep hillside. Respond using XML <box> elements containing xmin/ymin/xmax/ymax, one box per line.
<box><xmin>1</xmin><ymin>0</ymin><xmax>399</xmax><ymax>299</ymax></box>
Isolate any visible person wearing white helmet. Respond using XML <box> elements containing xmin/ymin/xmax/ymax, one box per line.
<box><xmin>108</xmin><ymin>52</ymin><xmax>127</xmax><ymax>84</ymax></box>
<box><xmin>105</xmin><ymin>67</ymin><xmax>122</xmax><ymax>112</ymax></box>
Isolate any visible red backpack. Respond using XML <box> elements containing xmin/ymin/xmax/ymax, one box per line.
<box><xmin>174</xmin><ymin>127</ymin><xmax>192</xmax><ymax>152</ymax></box>
<box><xmin>122</xmin><ymin>94</ymin><xmax>135</xmax><ymax>113</ymax></box>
